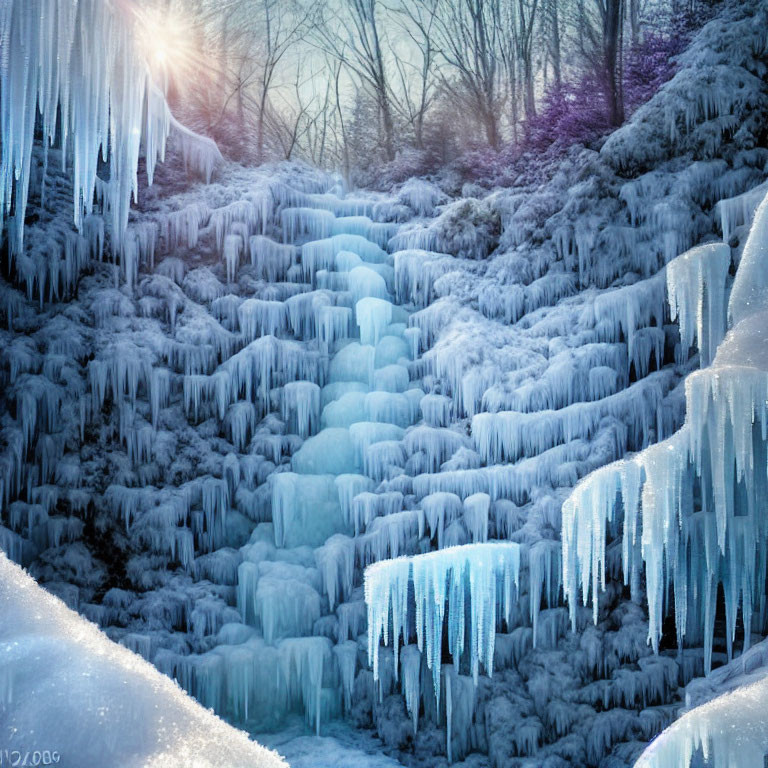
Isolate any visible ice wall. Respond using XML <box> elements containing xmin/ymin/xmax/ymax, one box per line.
<box><xmin>2</xmin><ymin>2</ymin><xmax>767</xmax><ymax>765</ymax></box>
<box><xmin>564</xmin><ymin>189</ymin><xmax>768</xmax><ymax>765</ymax></box>
<box><xmin>563</xmin><ymin>191</ymin><xmax>768</xmax><ymax>667</ymax></box>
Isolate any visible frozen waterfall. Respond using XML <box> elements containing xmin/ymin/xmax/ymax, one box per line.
<box><xmin>565</xmin><ymin>190</ymin><xmax>768</xmax><ymax>766</ymax></box>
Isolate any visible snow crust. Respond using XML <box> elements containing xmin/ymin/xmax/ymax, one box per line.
<box><xmin>0</xmin><ymin>552</ymin><xmax>285</xmax><ymax>768</ymax></box>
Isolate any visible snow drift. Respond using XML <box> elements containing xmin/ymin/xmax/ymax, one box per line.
<box><xmin>0</xmin><ymin>552</ymin><xmax>286</xmax><ymax>768</ymax></box>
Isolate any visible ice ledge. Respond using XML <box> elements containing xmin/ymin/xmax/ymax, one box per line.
<box><xmin>365</xmin><ymin>541</ymin><xmax>522</xmax><ymax>701</ymax></box>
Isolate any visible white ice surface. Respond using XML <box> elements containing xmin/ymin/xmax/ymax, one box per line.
<box><xmin>259</xmin><ymin>721</ymin><xmax>405</xmax><ymax>768</ymax></box>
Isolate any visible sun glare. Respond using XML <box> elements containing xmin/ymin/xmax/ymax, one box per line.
<box><xmin>133</xmin><ymin>4</ymin><xmax>195</xmax><ymax>92</ymax></box>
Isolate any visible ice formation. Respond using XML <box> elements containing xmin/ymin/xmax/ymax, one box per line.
<box><xmin>4</xmin><ymin>1</ymin><xmax>768</xmax><ymax>765</ymax></box>
<box><xmin>635</xmin><ymin>677</ymin><xmax>768</xmax><ymax>768</ymax></box>
<box><xmin>564</xmin><ymin>182</ymin><xmax>768</xmax><ymax>764</ymax></box>
<box><xmin>366</xmin><ymin>543</ymin><xmax>522</xmax><ymax>695</ymax></box>
<box><xmin>563</xmin><ymin>191</ymin><xmax>768</xmax><ymax>667</ymax></box>
<box><xmin>1</xmin><ymin>0</ymin><xmax>221</xmax><ymax>262</ymax></box>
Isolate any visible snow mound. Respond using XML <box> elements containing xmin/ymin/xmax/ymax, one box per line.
<box><xmin>635</xmin><ymin>678</ymin><xmax>768</xmax><ymax>768</ymax></box>
<box><xmin>0</xmin><ymin>553</ymin><xmax>285</xmax><ymax>768</ymax></box>
<box><xmin>272</xmin><ymin>735</ymin><xmax>404</xmax><ymax>768</ymax></box>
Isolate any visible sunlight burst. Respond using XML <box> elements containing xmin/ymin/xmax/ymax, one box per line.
<box><xmin>132</xmin><ymin>4</ymin><xmax>196</xmax><ymax>91</ymax></box>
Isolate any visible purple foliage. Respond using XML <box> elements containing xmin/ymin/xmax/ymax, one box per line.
<box><xmin>525</xmin><ymin>27</ymin><xmax>689</xmax><ymax>154</ymax></box>
<box><xmin>623</xmin><ymin>32</ymin><xmax>687</xmax><ymax>114</ymax></box>
<box><xmin>524</xmin><ymin>72</ymin><xmax>612</xmax><ymax>153</ymax></box>
<box><xmin>453</xmin><ymin>11</ymin><xmax>716</xmax><ymax>187</ymax></box>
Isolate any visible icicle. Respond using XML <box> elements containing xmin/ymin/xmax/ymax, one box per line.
<box><xmin>401</xmin><ymin>645</ymin><xmax>421</xmax><ymax>734</ymax></box>
<box><xmin>315</xmin><ymin>534</ymin><xmax>355</xmax><ymax>611</ymax></box>
<box><xmin>0</xmin><ymin>1</ymin><xmax>221</xmax><ymax>278</ymax></box>
<box><xmin>666</xmin><ymin>243</ymin><xmax>730</xmax><ymax>366</ymax></box>
<box><xmin>281</xmin><ymin>382</ymin><xmax>321</xmax><ymax>438</ymax></box>
<box><xmin>238</xmin><ymin>298</ymin><xmax>289</xmax><ymax>340</ymax></box>
<box><xmin>356</xmin><ymin>298</ymin><xmax>393</xmax><ymax>347</ymax></box>
<box><xmin>365</xmin><ymin>542</ymin><xmax>521</xmax><ymax>703</ymax></box>
<box><xmin>333</xmin><ymin>641</ymin><xmax>358</xmax><ymax>713</ymax></box>
<box><xmin>715</xmin><ymin>180</ymin><xmax>768</xmax><ymax>243</ymax></box>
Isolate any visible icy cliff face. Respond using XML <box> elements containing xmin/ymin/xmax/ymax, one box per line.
<box><xmin>3</xmin><ymin>1</ymin><xmax>768</xmax><ymax>767</ymax></box>
<box><xmin>578</xmin><ymin>188</ymin><xmax>768</xmax><ymax>768</ymax></box>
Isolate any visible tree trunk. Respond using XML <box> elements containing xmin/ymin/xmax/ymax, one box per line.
<box><xmin>523</xmin><ymin>54</ymin><xmax>536</xmax><ymax>120</ymax></box>
<box><xmin>629</xmin><ymin>0</ymin><xmax>641</xmax><ymax>45</ymax></box>
<box><xmin>219</xmin><ymin>13</ymin><xmax>229</xmax><ymax>100</ymax></box>
<box><xmin>603</xmin><ymin>0</ymin><xmax>624</xmax><ymax>126</ymax></box>
<box><xmin>483</xmin><ymin>103</ymin><xmax>500</xmax><ymax>148</ymax></box>
<box><xmin>415</xmin><ymin>114</ymin><xmax>424</xmax><ymax>151</ymax></box>
<box><xmin>256</xmin><ymin>89</ymin><xmax>268</xmax><ymax>164</ymax></box>
<box><xmin>236</xmin><ymin>74</ymin><xmax>245</xmax><ymax>130</ymax></box>
<box><xmin>549</xmin><ymin>0</ymin><xmax>562</xmax><ymax>88</ymax></box>
<box><xmin>379</xmin><ymin>92</ymin><xmax>395</xmax><ymax>161</ymax></box>
<box><xmin>334</xmin><ymin>64</ymin><xmax>351</xmax><ymax>184</ymax></box>
<box><xmin>517</xmin><ymin>0</ymin><xmax>538</xmax><ymax>121</ymax></box>
<box><xmin>370</xmin><ymin>6</ymin><xmax>395</xmax><ymax>162</ymax></box>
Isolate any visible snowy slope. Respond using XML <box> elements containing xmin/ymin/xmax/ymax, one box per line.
<box><xmin>0</xmin><ymin>552</ymin><xmax>286</xmax><ymax>768</ymax></box>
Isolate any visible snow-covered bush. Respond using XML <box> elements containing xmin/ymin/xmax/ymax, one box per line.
<box><xmin>603</xmin><ymin>0</ymin><xmax>768</xmax><ymax>173</ymax></box>
<box><xmin>390</xmin><ymin>198</ymin><xmax>500</xmax><ymax>260</ymax></box>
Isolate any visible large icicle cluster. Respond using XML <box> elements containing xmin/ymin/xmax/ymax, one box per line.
<box><xmin>563</xmin><ymin>191</ymin><xmax>768</xmax><ymax>672</ymax></box>
<box><xmin>0</xmin><ymin>0</ymin><xmax>220</xmax><ymax>261</ymax></box>
<box><xmin>638</xmin><ymin>190</ymin><xmax>768</xmax><ymax>768</ymax></box>
<box><xmin>565</xmin><ymin>190</ymin><xmax>768</xmax><ymax>767</ymax></box>
<box><xmin>366</xmin><ymin>542</ymin><xmax>522</xmax><ymax>697</ymax></box>
<box><xmin>635</xmin><ymin>678</ymin><xmax>768</xmax><ymax>768</ymax></box>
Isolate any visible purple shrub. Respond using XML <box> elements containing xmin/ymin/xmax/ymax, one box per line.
<box><xmin>525</xmin><ymin>23</ymin><xmax>694</xmax><ymax>156</ymax></box>
<box><xmin>623</xmin><ymin>32</ymin><xmax>687</xmax><ymax>115</ymax></box>
<box><xmin>524</xmin><ymin>72</ymin><xmax>612</xmax><ymax>153</ymax></box>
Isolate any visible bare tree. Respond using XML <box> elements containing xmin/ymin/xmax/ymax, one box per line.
<box><xmin>545</xmin><ymin>0</ymin><xmax>562</xmax><ymax>89</ymax></box>
<box><xmin>569</xmin><ymin>0</ymin><xmax>626</xmax><ymax>126</ymax></box>
<box><xmin>596</xmin><ymin>0</ymin><xmax>625</xmax><ymax>125</ymax></box>
<box><xmin>390</xmin><ymin>0</ymin><xmax>440</xmax><ymax>150</ymax></box>
<box><xmin>515</xmin><ymin>0</ymin><xmax>540</xmax><ymax>122</ymax></box>
<box><xmin>330</xmin><ymin>54</ymin><xmax>352</xmax><ymax>180</ymax></box>
<box><xmin>181</xmin><ymin>0</ymin><xmax>314</xmax><ymax>161</ymax></box>
<box><xmin>315</xmin><ymin>0</ymin><xmax>397</xmax><ymax>161</ymax></box>
<box><xmin>429</xmin><ymin>0</ymin><xmax>506</xmax><ymax>148</ymax></box>
<box><xmin>628</xmin><ymin>0</ymin><xmax>641</xmax><ymax>44</ymax></box>
<box><xmin>250</xmin><ymin>0</ymin><xmax>314</xmax><ymax>162</ymax></box>
<box><xmin>269</xmin><ymin>57</ymin><xmax>317</xmax><ymax>160</ymax></box>
<box><xmin>498</xmin><ymin>1</ymin><xmax>521</xmax><ymax>140</ymax></box>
